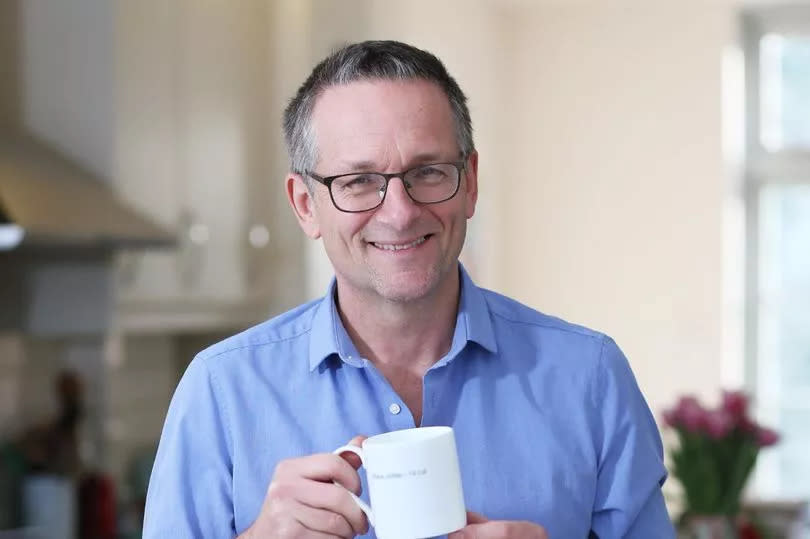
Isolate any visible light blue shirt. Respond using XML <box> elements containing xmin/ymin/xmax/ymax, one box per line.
<box><xmin>144</xmin><ymin>265</ymin><xmax>675</xmax><ymax>538</ymax></box>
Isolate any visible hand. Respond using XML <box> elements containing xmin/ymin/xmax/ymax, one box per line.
<box><xmin>240</xmin><ymin>436</ymin><xmax>369</xmax><ymax>538</ymax></box>
<box><xmin>448</xmin><ymin>511</ymin><xmax>549</xmax><ymax>539</ymax></box>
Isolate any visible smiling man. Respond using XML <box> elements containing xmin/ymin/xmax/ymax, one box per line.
<box><xmin>144</xmin><ymin>41</ymin><xmax>676</xmax><ymax>539</ymax></box>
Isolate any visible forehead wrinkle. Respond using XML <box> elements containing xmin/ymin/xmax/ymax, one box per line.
<box><xmin>311</xmin><ymin>79</ymin><xmax>456</xmax><ymax>174</ymax></box>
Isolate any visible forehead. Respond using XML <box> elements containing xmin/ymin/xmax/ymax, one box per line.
<box><xmin>310</xmin><ymin>78</ymin><xmax>458</xmax><ymax>171</ymax></box>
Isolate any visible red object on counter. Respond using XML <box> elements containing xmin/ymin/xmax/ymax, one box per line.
<box><xmin>79</xmin><ymin>473</ymin><xmax>116</xmax><ymax>539</ymax></box>
<box><xmin>738</xmin><ymin>520</ymin><xmax>763</xmax><ymax>539</ymax></box>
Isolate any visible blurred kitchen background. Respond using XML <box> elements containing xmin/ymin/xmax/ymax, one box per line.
<box><xmin>0</xmin><ymin>0</ymin><xmax>809</xmax><ymax>537</ymax></box>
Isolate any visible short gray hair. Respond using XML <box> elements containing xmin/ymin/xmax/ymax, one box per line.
<box><xmin>282</xmin><ymin>40</ymin><xmax>474</xmax><ymax>175</ymax></box>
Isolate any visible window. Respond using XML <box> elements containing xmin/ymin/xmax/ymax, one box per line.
<box><xmin>743</xmin><ymin>6</ymin><xmax>810</xmax><ymax>499</ymax></box>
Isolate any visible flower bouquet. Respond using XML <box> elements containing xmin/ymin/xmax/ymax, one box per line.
<box><xmin>663</xmin><ymin>391</ymin><xmax>779</xmax><ymax>537</ymax></box>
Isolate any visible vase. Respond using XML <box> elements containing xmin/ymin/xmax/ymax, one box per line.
<box><xmin>22</xmin><ymin>474</ymin><xmax>76</xmax><ymax>539</ymax></box>
<box><xmin>683</xmin><ymin>514</ymin><xmax>737</xmax><ymax>539</ymax></box>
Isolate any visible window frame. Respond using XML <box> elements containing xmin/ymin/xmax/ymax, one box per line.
<box><xmin>742</xmin><ymin>5</ymin><xmax>810</xmax><ymax>498</ymax></box>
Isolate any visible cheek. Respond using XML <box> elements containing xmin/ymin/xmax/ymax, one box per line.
<box><xmin>313</xmin><ymin>197</ymin><xmax>366</xmax><ymax>244</ymax></box>
<box><xmin>441</xmin><ymin>207</ymin><xmax>468</xmax><ymax>232</ymax></box>
<box><xmin>328</xmin><ymin>217</ymin><xmax>370</xmax><ymax>249</ymax></box>
<box><xmin>452</xmin><ymin>215</ymin><xmax>468</xmax><ymax>240</ymax></box>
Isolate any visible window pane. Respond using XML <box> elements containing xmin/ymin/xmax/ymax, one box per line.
<box><xmin>756</xmin><ymin>184</ymin><xmax>810</xmax><ymax>498</ymax></box>
<box><xmin>760</xmin><ymin>34</ymin><xmax>810</xmax><ymax>151</ymax></box>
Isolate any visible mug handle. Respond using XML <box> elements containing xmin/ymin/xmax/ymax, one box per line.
<box><xmin>333</xmin><ymin>444</ymin><xmax>375</xmax><ymax>527</ymax></box>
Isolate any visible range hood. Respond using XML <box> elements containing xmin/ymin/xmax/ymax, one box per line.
<box><xmin>0</xmin><ymin>131</ymin><xmax>175</xmax><ymax>251</ymax></box>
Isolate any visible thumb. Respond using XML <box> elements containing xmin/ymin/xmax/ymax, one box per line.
<box><xmin>448</xmin><ymin>511</ymin><xmax>489</xmax><ymax>538</ymax></box>
<box><xmin>465</xmin><ymin>511</ymin><xmax>489</xmax><ymax>524</ymax></box>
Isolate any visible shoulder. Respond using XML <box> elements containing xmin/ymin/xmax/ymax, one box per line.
<box><xmin>480</xmin><ymin>286</ymin><xmax>607</xmax><ymax>345</ymax></box>
<box><xmin>194</xmin><ymin>298</ymin><xmax>322</xmax><ymax>368</ymax></box>
<box><xmin>474</xmin><ymin>286</ymin><xmax>634</xmax><ymax>383</ymax></box>
<box><xmin>162</xmin><ymin>300</ymin><xmax>326</xmax><ymax>435</ymax></box>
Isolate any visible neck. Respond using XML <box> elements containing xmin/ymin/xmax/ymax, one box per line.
<box><xmin>335</xmin><ymin>269</ymin><xmax>461</xmax><ymax>377</ymax></box>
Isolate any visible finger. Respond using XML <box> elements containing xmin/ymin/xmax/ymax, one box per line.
<box><xmin>448</xmin><ymin>510</ymin><xmax>489</xmax><ymax>537</ymax></box>
<box><xmin>453</xmin><ymin>521</ymin><xmax>548</xmax><ymax>539</ymax></box>
<box><xmin>293</xmin><ymin>479</ymin><xmax>369</xmax><ymax>536</ymax></box>
<box><xmin>449</xmin><ymin>522</ymin><xmax>500</xmax><ymax>539</ymax></box>
<box><xmin>293</xmin><ymin>503</ymin><xmax>354</xmax><ymax>538</ymax></box>
<box><xmin>291</xmin><ymin>521</ymin><xmax>344</xmax><ymax>539</ymax></box>
<box><xmin>348</xmin><ymin>435</ymin><xmax>367</xmax><ymax>446</ymax></box>
<box><xmin>264</xmin><ymin>513</ymin><xmax>340</xmax><ymax>539</ymax></box>
<box><xmin>275</xmin><ymin>454</ymin><xmax>362</xmax><ymax>495</ymax></box>
<box><xmin>336</xmin><ymin>435</ymin><xmax>367</xmax><ymax>469</ymax></box>
<box><xmin>448</xmin><ymin>528</ymin><xmax>478</xmax><ymax>539</ymax></box>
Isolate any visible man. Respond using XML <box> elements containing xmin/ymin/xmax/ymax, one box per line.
<box><xmin>144</xmin><ymin>41</ymin><xmax>675</xmax><ymax>538</ymax></box>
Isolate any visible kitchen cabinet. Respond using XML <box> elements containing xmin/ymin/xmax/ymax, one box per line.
<box><xmin>110</xmin><ymin>0</ymin><xmax>499</xmax><ymax>332</ymax></box>
<box><xmin>113</xmin><ymin>0</ymin><xmax>306</xmax><ymax>332</ymax></box>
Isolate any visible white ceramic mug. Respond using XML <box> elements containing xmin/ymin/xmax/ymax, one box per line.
<box><xmin>333</xmin><ymin>426</ymin><xmax>467</xmax><ymax>539</ymax></box>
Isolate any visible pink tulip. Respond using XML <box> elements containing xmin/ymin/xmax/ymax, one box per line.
<box><xmin>721</xmin><ymin>390</ymin><xmax>749</xmax><ymax>420</ymax></box>
<box><xmin>739</xmin><ymin>416</ymin><xmax>757</xmax><ymax>434</ymax></box>
<box><xmin>675</xmin><ymin>396</ymin><xmax>707</xmax><ymax>433</ymax></box>
<box><xmin>704</xmin><ymin>409</ymin><xmax>735</xmax><ymax>439</ymax></box>
<box><xmin>756</xmin><ymin>427</ymin><xmax>780</xmax><ymax>447</ymax></box>
<box><xmin>662</xmin><ymin>409</ymin><xmax>678</xmax><ymax>427</ymax></box>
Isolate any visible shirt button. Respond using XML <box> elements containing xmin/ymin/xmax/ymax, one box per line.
<box><xmin>388</xmin><ymin>403</ymin><xmax>401</xmax><ymax>415</ymax></box>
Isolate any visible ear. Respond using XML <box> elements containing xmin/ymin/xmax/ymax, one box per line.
<box><xmin>286</xmin><ymin>173</ymin><xmax>322</xmax><ymax>239</ymax></box>
<box><xmin>463</xmin><ymin>151</ymin><xmax>479</xmax><ymax>219</ymax></box>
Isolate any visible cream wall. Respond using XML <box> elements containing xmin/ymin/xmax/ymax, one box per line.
<box><xmin>364</xmin><ymin>0</ymin><xmax>513</xmax><ymax>287</ymax></box>
<box><xmin>296</xmin><ymin>0</ymin><xmax>514</xmax><ymax>296</ymax></box>
<box><xmin>503</xmin><ymin>2</ymin><xmax>735</xmax><ymax>415</ymax></box>
<box><xmin>295</xmin><ymin>1</ymin><xmax>736</xmax><ymax>416</ymax></box>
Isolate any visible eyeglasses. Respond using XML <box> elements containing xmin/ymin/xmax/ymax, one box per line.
<box><xmin>306</xmin><ymin>161</ymin><xmax>465</xmax><ymax>213</ymax></box>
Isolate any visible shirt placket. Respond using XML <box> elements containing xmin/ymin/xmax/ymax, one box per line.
<box><xmin>362</xmin><ymin>360</ymin><xmax>417</xmax><ymax>431</ymax></box>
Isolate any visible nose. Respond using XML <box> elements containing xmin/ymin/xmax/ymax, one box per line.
<box><xmin>375</xmin><ymin>176</ymin><xmax>421</xmax><ymax>227</ymax></box>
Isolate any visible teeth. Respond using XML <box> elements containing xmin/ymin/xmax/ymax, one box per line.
<box><xmin>373</xmin><ymin>236</ymin><xmax>427</xmax><ymax>251</ymax></box>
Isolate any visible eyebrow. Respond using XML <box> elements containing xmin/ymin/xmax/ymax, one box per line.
<box><xmin>337</xmin><ymin>160</ymin><xmax>379</xmax><ymax>172</ymax></box>
<box><xmin>337</xmin><ymin>152</ymin><xmax>459</xmax><ymax>173</ymax></box>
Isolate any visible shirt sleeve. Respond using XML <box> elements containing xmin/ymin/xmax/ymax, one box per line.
<box><xmin>589</xmin><ymin>337</ymin><xmax>676</xmax><ymax>539</ymax></box>
<box><xmin>143</xmin><ymin>355</ymin><xmax>236</xmax><ymax>538</ymax></box>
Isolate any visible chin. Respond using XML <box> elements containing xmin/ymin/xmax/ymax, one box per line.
<box><xmin>372</xmin><ymin>269</ymin><xmax>440</xmax><ymax>303</ymax></box>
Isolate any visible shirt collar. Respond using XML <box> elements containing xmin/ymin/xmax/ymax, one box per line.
<box><xmin>307</xmin><ymin>283</ymin><xmax>361</xmax><ymax>371</ymax></box>
<box><xmin>307</xmin><ymin>264</ymin><xmax>498</xmax><ymax>372</ymax></box>
<box><xmin>455</xmin><ymin>264</ymin><xmax>499</xmax><ymax>354</ymax></box>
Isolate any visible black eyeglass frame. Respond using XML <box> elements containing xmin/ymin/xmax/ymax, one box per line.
<box><xmin>306</xmin><ymin>160</ymin><xmax>467</xmax><ymax>213</ymax></box>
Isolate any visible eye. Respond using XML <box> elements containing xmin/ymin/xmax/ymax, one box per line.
<box><xmin>348</xmin><ymin>175</ymin><xmax>374</xmax><ymax>186</ymax></box>
<box><xmin>413</xmin><ymin>166</ymin><xmax>447</xmax><ymax>179</ymax></box>
<box><xmin>408</xmin><ymin>165</ymin><xmax>452</xmax><ymax>185</ymax></box>
<box><xmin>338</xmin><ymin>174</ymin><xmax>377</xmax><ymax>188</ymax></box>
